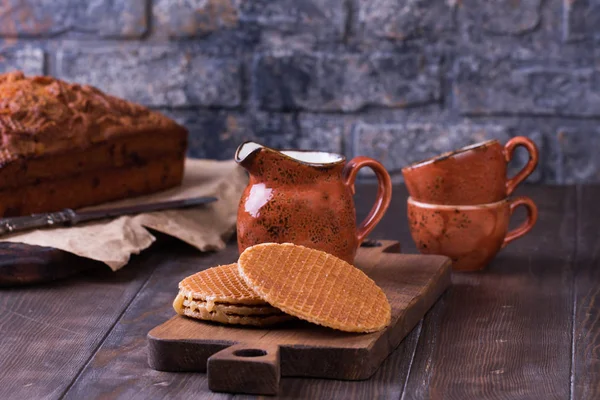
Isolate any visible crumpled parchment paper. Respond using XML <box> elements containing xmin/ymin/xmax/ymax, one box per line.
<box><xmin>0</xmin><ymin>159</ymin><xmax>248</xmax><ymax>271</ymax></box>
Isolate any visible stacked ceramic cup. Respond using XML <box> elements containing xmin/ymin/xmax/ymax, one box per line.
<box><xmin>401</xmin><ymin>137</ymin><xmax>539</xmax><ymax>272</ymax></box>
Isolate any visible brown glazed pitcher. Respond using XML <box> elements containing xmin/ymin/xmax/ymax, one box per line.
<box><xmin>235</xmin><ymin>141</ymin><xmax>392</xmax><ymax>264</ymax></box>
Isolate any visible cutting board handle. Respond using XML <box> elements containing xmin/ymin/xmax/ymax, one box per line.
<box><xmin>207</xmin><ymin>343</ymin><xmax>280</xmax><ymax>396</ymax></box>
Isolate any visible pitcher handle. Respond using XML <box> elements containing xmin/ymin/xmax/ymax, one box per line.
<box><xmin>343</xmin><ymin>157</ymin><xmax>392</xmax><ymax>245</ymax></box>
<box><xmin>504</xmin><ymin>137</ymin><xmax>539</xmax><ymax>196</ymax></box>
<box><xmin>503</xmin><ymin>196</ymin><xmax>538</xmax><ymax>248</ymax></box>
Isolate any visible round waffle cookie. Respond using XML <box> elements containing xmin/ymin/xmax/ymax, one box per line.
<box><xmin>174</xmin><ymin>263</ymin><xmax>291</xmax><ymax>327</ymax></box>
<box><xmin>238</xmin><ymin>243</ymin><xmax>392</xmax><ymax>333</ymax></box>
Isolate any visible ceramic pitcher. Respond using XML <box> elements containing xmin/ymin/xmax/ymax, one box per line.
<box><xmin>235</xmin><ymin>141</ymin><xmax>392</xmax><ymax>263</ymax></box>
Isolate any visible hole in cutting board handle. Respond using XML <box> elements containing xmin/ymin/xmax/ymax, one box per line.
<box><xmin>233</xmin><ymin>349</ymin><xmax>267</xmax><ymax>358</ymax></box>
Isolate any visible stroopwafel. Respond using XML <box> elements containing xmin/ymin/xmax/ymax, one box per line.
<box><xmin>237</xmin><ymin>243</ymin><xmax>391</xmax><ymax>333</ymax></box>
<box><xmin>174</xmin><ymin>263</ymin><xmax>292</xmax><ymax>327</ymax></box>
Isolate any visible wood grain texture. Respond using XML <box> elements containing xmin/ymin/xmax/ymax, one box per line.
<box><xmin>0</xmin><ymin>229</ymin><xmax>182</xmax><ymax>287</ymax></box>
<box><xmin>403</xmin><ymin>186</ymin><xmax>577</xmax><ymax>400</ymax></box>
<box><xmin>61</xmin><ymin>244</ymin><xmax>237</xmax><ymax>400</ymax></box>
<box><xmin>572</xmin><ymin>186</ymin><xmax>600</xmax><ymax>399</ymax></box>
<box><xmin>208</xmin><ymin>344</ymin><xmax>280</xmax><ymax>395</ymax></box>
<box><xmin>255</xmin><ymin>321</ymin><xmax>424</xmax><ymax>400</ymax></box>
<box><xmin>147</xmin><ymin>240</ymin><xmax>450</xmax><ymax>384</ymax></box>
<box><xmin>0</xmin><ymin>249</ymin><xmax>161</xmax><ymax>400</ymax></box>
<box><xmin>0</xmin><ymin>242</ymin><xmax>99</xmax><ymax>286</ymax></box>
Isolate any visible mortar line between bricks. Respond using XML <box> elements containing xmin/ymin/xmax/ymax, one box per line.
<box><xmin>460</xmin><ymin>112</ymin><xmax>600</xmax><ymax>122</ymax></box>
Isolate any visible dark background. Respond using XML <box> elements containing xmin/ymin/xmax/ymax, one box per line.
<box><xmin>0</xmin><ymin>0</ymin><xmax>596</xmax><ymax>184</ymax></box>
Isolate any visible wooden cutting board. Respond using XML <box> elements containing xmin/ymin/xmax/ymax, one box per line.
<box><xmin>0</xmin><ymin>243</ymin><xmax>100</xmax><ymax>286</ymax></box>
<box><xmin>0</xmin><ymin>232</ymin><xmax>180</xmax><ymax>287</ymax></box>
<box><xmin>147</xmin><ymin>240</ymin><xmax>452</xmax><ymax>395</ymax></box>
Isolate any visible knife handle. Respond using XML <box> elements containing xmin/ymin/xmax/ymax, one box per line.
<box><xmin>0</xmin><ymin>209</ymin><xmax>78</xmax><ymax>235</ymax></box>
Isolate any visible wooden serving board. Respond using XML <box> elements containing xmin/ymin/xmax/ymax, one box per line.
<box><xmin>0</xmin><ymin>232</ymin><xmax>179</xmax><ymax>287</ymax></box>
<box><xmin>0</xmin><ymin>243</ymin><xmax>100</xmax><ymax>287</ymax></box>
<box><xmin>147</xmin><ymin>240</ymin><xmax>452</xmax><ymax>395</ymax></box>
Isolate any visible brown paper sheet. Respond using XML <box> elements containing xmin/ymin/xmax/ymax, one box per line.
<box><xmin>0</xmin><ymin>159</ymin><xmax>248</xmax><ymax>271</ymax></box>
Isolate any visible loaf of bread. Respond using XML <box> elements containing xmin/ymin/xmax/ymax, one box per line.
<box><xmin>0</xmin><ymin>71</ymin><xmax>188</xmax><ymax>217</ymax></box>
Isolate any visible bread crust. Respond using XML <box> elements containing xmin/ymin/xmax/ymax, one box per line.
<box><xmin>0</xmin><ymin>71</ymin><xmax>188</xmax><ymax>216</ymax></box>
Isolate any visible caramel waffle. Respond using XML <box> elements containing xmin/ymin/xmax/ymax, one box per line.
<box><xmin>237</xmin><ymin>243</ymin><xmax>391</xmax><ymax>333</ymax></box>
<box><xmin>174</xmin><ymin>263</ymin><xmax>291</xmax><ymax>327</ymax></box>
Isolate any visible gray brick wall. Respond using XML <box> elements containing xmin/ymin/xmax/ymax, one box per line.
<box><xmin>0</xmin><ymin>0</ymin><xmax>598</xmax><ymax>184</ymax></box>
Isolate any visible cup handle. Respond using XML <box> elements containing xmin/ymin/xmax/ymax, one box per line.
<box><xmin>503</xmin><ymin>196</ymin><xmax>538</xmax><ymax>248</ymax></box>
<box><xmin>342</xmin><ymin>156</ymin><xmax>392</xmax><ymax>245</ymax></box>
<box><xmin>504</xmin><ymin>136</ymin><xmax>539</xmax><ymax>196</ymax></box>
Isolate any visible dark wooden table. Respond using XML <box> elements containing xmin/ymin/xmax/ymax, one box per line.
<box><xmin>0</xmin><ymin>185</ymin><xmax>596</xmax><ymax>400</ymax></box>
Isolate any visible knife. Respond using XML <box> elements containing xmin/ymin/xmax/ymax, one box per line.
<box><xmin>0</xmin><ymin>196</ymin><xmax>218</xmax><ymax>236</ymax></box>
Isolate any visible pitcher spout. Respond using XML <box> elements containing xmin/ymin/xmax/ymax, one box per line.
<box><xmin>235</xmin><ymin>140</ymin><xmax>347</xmax><ymax>182</ymax></box>
<box><xmin>235</xmin><ymin>141</ymin><xmax>265</xmax><ymax>172</ymax></box>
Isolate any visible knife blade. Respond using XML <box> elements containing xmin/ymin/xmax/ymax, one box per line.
<box><xmin>0</xmin><ymin>196</ymin><xmax>218</xmax><ymax>236</ymax></box>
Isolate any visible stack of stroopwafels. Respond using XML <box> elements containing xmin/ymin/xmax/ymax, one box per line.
<box><xmin>173</xmin><ymin>243</ymin><xmax>391</xmax><ymax>333</ymax></box>
<box><xmin>173</xmin><ymin>263</ymin><xmax>294</xmax><ymax>327</ymax></box>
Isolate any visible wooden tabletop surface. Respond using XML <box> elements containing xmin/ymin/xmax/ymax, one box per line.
<box><xmin>0</xmin><ymin>184</ymin><xmax>595</xmax><ymax>400</ymax></box>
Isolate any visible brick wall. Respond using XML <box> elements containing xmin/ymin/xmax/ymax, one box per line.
<box><xmin>0</xmin><ymin>0</ymin><xmax>598</xmax><ymax>183</ymax></box>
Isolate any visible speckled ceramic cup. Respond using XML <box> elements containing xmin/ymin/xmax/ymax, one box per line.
<box><xmin>407</xmin><ymin>196</ymin><xmax>538</xmax><ymax>271</ymax></box>
<box><xmin>401</xmin><ymin>137</ymin><xmax>539</xmax><ymax>205</ymax></box>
